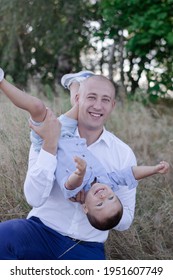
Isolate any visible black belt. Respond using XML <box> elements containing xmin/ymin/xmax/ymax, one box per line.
<box><xmin>67</xmin><ymin>236</ymin><xmax>101</xmax><ymax>246</ymax></box>
<box><xmin>68</xmin><ymin>236</ymin><xmax>83</xmax><ymax>243</ymax></box>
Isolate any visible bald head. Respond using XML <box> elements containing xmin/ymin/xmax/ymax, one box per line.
<box><xmin>78</xmin><ymin>75</ymin><xmax>116</xmax><ymax>100</ymax></box>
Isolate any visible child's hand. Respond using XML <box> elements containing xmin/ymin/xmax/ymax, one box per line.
<box><xmin>73</xmin><ymin>156</ymin><xmax>87</xmax><ymax>178</ymax></box>
<box><xmin>65</xmin><ymin>156</ymin><xmax>86</xmax><ymax>191</ymax></box>
<box><xmin>156</xmin><ymin>161</ymin><xmax>170</xmax><ymax>174</ymax></box>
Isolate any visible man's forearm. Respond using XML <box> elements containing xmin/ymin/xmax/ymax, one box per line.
<box><xmin>24</xmin><ymin>147</ymin><xmax>57</xmax><ymax>207</ymax></box>
<box><xmin>42</xmin><ymin>139</ymin><xmax>58</xmax><ymax>156</ymax></box>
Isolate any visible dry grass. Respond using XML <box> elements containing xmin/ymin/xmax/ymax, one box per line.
<box><xmin>105</xmin><ymin>101</ymin><xmax>173</xmax><ymax>259</ymax></box>
<box><xmin>0</xmin><ymin>95</ymin><xmax>30</xmax><ymax>220</ymax></box>
<box><xmin>0</xmin><ymin>87</ymin><xmax>173</xmax><ymax>259</ymax></box>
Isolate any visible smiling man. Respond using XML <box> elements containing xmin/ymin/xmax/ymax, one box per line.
<box><xmin>0</xmin><ymin>71</ymin><xmax>137</xmax><ymax>260</ymax></box>
<box><xmin>77</xmin><ymin>75</ymin><xmax>116</xmax><ymax>145</ymax></box>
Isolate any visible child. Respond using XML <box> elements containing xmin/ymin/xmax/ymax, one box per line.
<box><xmin>0</xmin><ymin>68</ymin><xmax>170</xmax><ymax>231</ymax></box>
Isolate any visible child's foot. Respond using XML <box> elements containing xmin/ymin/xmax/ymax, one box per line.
<box><xmin>0</xmin><ymin>68</ymin><xmax>4</xmax><ymax>82</ymax></box>
<box><xmin>61</xmin><ymin>70</ymin><xmax>94</xmax><ymax>90</ymax></box>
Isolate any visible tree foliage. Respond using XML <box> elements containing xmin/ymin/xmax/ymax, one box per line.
<box><xmin>0</xmin><ymin>0</ymin><xmax>173</xmax><ymax>98</ymax></box>
<box><xmin>0</xmin><ymin>0</ymin><xmax>95</xmax><ymax>84</ymax></box>
<box><xmin>97</xmin><ymin>0</ymin><xmax>173</xmax><ymax>97</ymax></box>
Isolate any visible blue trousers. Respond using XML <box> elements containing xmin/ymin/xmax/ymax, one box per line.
<box><xmin>0</xmin><ymin>216</ymin><xmax>105</xmax><ymax>260</ymax></box>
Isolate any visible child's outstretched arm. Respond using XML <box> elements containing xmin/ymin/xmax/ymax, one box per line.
<box><xmin>0</xmin><ymin>68</ymin><xmax>46</xmax><ymax>122</ymax></box>
<box><xmin>65</xmin><ymin>156</ymin><xmax>87</xmax><ymax>190</ymax></box>
<box><xmin>132</xmin><ymin>161</ymin><xmax>170</xmax><ymax>180</ymax></box>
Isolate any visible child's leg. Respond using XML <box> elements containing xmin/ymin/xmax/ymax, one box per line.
<box><xmin>61</xmin><ymin>70</ymin><xmax>95</xmax><ymax>106</ymax></box>
<box><xmin>59</xmin><ymin>114</ymin><xmax>77</xmax><ymax>138</ymax></box>
<box><xmin>69</xmin><ymin>82</ymin><xmax>80</xmax><ymax>106</ymax></box>
<box><xmin>64</xmin><ymin>103</ymin><xmax>78</xmax><ymax>120</ymax></box>
<box><xmin>0</xmin><ymin>78</ymin><xmax>46</xmax><ymax>122</ymax></box>
<box><xmin>59</xmin><ymin>101</ymin><xmax>79</xmax><ymax>138</ymax></box>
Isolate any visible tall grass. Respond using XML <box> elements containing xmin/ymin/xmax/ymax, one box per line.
<box><xmin>0</xmin><ymin>86</ymin><xmax>172</xmax><ymax>259</ymax></box>
<box><xmin>105</xmin><ymin>100</ymin><xmax>173</xmax><ymax>259</ymax></box>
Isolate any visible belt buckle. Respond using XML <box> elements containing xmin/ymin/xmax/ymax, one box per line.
<box><xmin>72</xmin><ymin>238</ymin><xmax>78</xmax><ymax>242</ymax></box>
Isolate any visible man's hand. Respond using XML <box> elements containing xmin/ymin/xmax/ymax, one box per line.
<box><xmin>29</xmin><ymin>108</ymin><xmax>61</xmax><ymax>155</ymax></box>
<box><xmin>69</xmin><ymin>189</ymin><xmax>85</xmax><ymax>204</ymax></box>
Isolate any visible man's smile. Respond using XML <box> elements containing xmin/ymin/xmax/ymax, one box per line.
<box><xmin>89</xmin><ymin>112</ymin><xmax>103</xmax><ymax>118</ymax></box>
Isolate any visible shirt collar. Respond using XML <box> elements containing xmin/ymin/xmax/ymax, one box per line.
<box><xmin>92</xmin><ymin>127</ymin><xmax>112</xmax><ymax>148</ymax></box>
<box><xmin>75</xmin><ymin>127</ymin><xmax>112</xmax><ymax>148</ymax></box>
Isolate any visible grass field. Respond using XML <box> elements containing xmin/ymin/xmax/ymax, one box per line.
<box><xmin>0</xmin><ymin>86</ymin><xmax>172</xmax><ymax>259</ymax></box>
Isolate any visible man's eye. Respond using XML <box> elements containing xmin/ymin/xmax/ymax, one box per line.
<box><xmin>88</xmin><ymin>96</ymin><xmax>95</xmax><ymax>100</ymax></box>
<box><xmin>108</xmin><ymin>196</ymin><xmax>114</xmax><ymax>200</ymax></box>
<box><xmin>102</xmin><ymin>98</ymin><xmax>110</xmax><ymax>102</ymax></box>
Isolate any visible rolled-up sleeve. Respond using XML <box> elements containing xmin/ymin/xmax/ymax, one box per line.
<box><xmin>112</xmin><ymin>148</ymin><xmax>138</xmax><ymax>231</ymax></box>
<box><xmin>24</xmin><ymin>145</ymin><xmax>57</xmax><ymax>207</ymax></box>
<box><xmin>109</xmin><ymin>166</ymin><xmax>138</xmax><ymax>190</ymax></box>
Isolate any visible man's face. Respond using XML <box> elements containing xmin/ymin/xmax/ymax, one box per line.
<box><xmin>78</xmin><ymin>77</ymin><xmax>116</xmax><ymax>133</ymax></box>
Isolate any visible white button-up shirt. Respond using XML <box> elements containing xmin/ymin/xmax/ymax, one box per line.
<box><xmin>24</xmin><ymin>128</ymin><xmax>137</xmax><ymax>243</ymax></box>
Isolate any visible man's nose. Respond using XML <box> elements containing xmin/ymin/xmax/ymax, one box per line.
<box><xmin>93</xmin><ymin>99</ymin><xmax>102</xmax><ymax>109</ymax></box>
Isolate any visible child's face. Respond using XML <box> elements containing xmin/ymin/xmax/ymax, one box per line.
<box><xmin>82</xmin><ymin>183</ymin><xmax>121</xmax><ymax>220</ymax></box>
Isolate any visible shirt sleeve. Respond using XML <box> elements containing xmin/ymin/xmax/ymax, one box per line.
<box><xmin>59</xmin><ymin>178</ymin><xmax>86</xmax><ymax>199</ymax></box>
<box><xmin>24</xmin><ymin>145</ymin><xmax>57</xmax><ymax>207</ymax></box>
<box><xmin>59</xmin><ymin>114</ymin><xmax>77</xmax><ymax>138</ymax></box>
<box><xmin>58</xmin><ymin>169</ymin><xmax>93</xmax><ymax>199</ymax></box>
<box><xmin>109</xmin><ymin>166</ymin><xmax>138</xmax><ymax>190</ymax></box>
<box><xmin>114</xmin><ymin>185</ymin><xmax>137</xmax><ymax>231</ymax></box>
<box><xmin>29</xmin><ymin>118</ymin><xmax>43</xmax><ymax>152</ymax></box>
<box><xmin>113</xmin><ymin>149</ymin><xmax>138</xmax><ymax>231</ymax></box>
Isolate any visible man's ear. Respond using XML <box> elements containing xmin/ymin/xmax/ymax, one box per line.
<box><xmin>75</xmin><ymin>93</ymin><xmax>79</xmax><ymax>102</ymax></box>
<box><xmin>82</xmin><ymin>203</ymin><xmax>88</xmax><ymax>214</ymax></box>
<box><xmin>112</xmin><ymin>99</ymin><xmax>116</xmax><ymax>109</ymax></box>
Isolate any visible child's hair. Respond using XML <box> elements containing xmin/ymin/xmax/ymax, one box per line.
<box><xmin>86</xmin><ymin>199</ymin><xmax>123</xmax><ymax>231</ymax></box>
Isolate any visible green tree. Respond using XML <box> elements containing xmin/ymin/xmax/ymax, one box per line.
<box><xmin>97</xmin><ymin>0</ymin><xmax>173</xmax><ymax>97</ymax></box>
<box><xmin>0</xmin><ymin>0</ymin><xmax>95</xmax><ymax>85</ymax></box>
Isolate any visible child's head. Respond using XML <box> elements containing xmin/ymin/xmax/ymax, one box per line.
<box><xmin>82</xmin><ymin>182</ymin><xmax>123</xmax><ymax>231</ymax></box>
